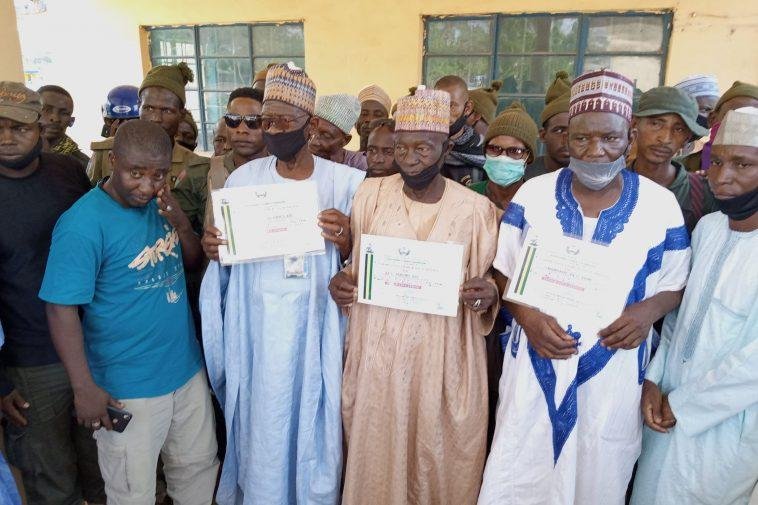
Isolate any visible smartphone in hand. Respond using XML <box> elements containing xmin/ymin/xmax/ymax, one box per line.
<box><xmin>107</xmin><ymin>405</ymin><xmax>132</xmax><ymax>433</ymax></box>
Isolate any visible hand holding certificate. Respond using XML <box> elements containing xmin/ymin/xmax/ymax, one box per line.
<box><xmin>505</xmin><ymin>227</ymin><xmax>634</xmax><ymax>330</ymax></box>
<box><xmin>357</xmin><ymin>234</ymin><xmax>464</xmax><ymax>317</ymax></box>
<box><xmin>211</xmin><ymin>181</ymin><xmax>325</xmax><ymax>265</ymax></box>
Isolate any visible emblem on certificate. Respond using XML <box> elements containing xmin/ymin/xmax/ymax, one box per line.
<box><xmin>211</xmin><ymin>181</ymin><xmax>325</xmax><ymax>265</ymax></box>
<box><xmin>357</xmin><ymin>234</ymin><xmax>465</xmax><ymax>317</ymax></box>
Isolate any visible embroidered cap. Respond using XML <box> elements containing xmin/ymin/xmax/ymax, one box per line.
<box><xmin>315</xmin><ymin>94</ymin><xmax>361</xmax><ymax>135</ymax></box>
<box><xmin>358</xmin><ymin>84</ymin><xmax>392</xmax><ymax>115</ymax></box>
<box><xmin>674</xmin><ymin>74</ymin><xmax>720</xmax><ymax>100</ymax></box>
<box><xmin>263</xmin><ymin>62</ymin><xmax>317</xmax><ymax>115</ymax></box>
<box><xmin>713</xmin><ymin>106</ymin><xmax>758</xmax><ymax>148</ymax></box>
<box><xmin>569</xmin><ymin>69</ymin><xmax>634</xmax><ymax>123</ymax></box>
<box><xmin>394</xmin><ymin>85</ymin><xmax>450</xmax><ymax>134</ymax></box>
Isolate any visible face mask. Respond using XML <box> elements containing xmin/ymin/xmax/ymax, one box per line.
<box><xmin>567</xmin><ymin>156</ymin><xmax>627</xmax><ymax>190</ymax></box>
<box><xmin>262</xmin><ymin>121</ymin><xmax>309</xmax><ymax>162</ymax></box>
<box><xmin>399</xmin><ymin>141</ymin><xmax>448</xmax><ymax>191</ymax></box>
<box><xmin>483</xmin><ymin>154</ymin><xmax>526</xmax><ymax>187</ymax></box>
<box><xmin>449</xmin><ymin>112</ymin><xmax>468</xmax><ymax>137</ymax></box>
<box><xmin>715</xmin><ymin>187</ymin><xmax>758</xmax><ymax>221</ymax></box>
<box><xmin>0</xmin><ymin>138</ymin><xmax>43</xmax><ymax>171</ymax></box>
<box><xmin>696</xmin><ymin>114</ymin><xmax>709</xmax><ymax>130</ymax></box>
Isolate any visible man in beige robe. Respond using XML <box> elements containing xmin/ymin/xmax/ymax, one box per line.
<box><xmin>329</xmin><ymin>86</ymin><xmax>500</xmax><ymax>505</ymax></box>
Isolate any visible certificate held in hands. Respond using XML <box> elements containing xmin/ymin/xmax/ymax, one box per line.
<box><xmin>505</xmin><ymin>227</ymin><xmax>634</xmax><ymax>329</ymax></box>
<box><xmin>357</xmin><ymin>234</ymin><xmax>464</xmax><ymax>317</ymax></box>
<box><xmin>211</xmin><ymin>180</ymin><xmax>325</xmax><ymax>265</ymax></box>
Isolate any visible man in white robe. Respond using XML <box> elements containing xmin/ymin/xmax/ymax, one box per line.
<box><xmin>631</xmin><ymin>108</ymin><xmax>758</xmax><ymax>505</ymax></box>
<box><xmin>199</xmin><ymin>63</ymin><xmax>365</xmax><ymax>505</ymax></box>
<box><xmin>478</xmin><ymin>69</ymin><xmax>692</xmax><ymax>505</ymax></box>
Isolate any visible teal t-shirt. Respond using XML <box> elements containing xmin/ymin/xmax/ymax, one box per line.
<box><xmin>39</xmin><ymin>185</ymin><xmax>202</xmax><ymax>399</ymax></box>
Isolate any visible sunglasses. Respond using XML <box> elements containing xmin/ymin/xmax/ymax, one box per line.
<box><xmin>224</xmin><ymin>113</ymin><xmax>262</xmax><ymax>129</ymax></box>
<box><xmin>485</xmin><ymin>144</ymin><xmax>530</xmax><ymax>159</ymax></box>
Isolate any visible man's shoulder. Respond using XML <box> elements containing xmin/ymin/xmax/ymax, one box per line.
<box><xmin>174</xmin><ymin>144</ymin><xmax>210</xmax><ymax>168</ymax></box>
<box><xmin>90</xmin><ymin>137</ymin><xmax>114</xmax><ymax>151</ymax></box>
<box><xmin>225</xmin><ymin>156</ymin><xmax>272</xmax><ymax>187</ymax></box>
<box><xmin>677</xmin><ymin>151</ymin><xmax>702</xmax><ymax>172</ymax></box>
<box><xmin>39</xmin><ymin>152</ymin><xmax>90</xmax><ymax>185</ymax></box>
<box><xmin>55</xmin><ymin>188</ymin><xmax>102</xmax><ymax>229</ymax></box>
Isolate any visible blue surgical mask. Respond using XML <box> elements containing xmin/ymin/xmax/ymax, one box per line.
<box><xmin>567</xmin><ymin>156</ymin><xmax>626</xmax><ymax>190</ymax></box>
<box><xmin>483</xmin><ymin>155</ymin><xmax>526</xmax><ymax>187</ymax></box>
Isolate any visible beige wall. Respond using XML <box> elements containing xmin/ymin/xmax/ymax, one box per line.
<box><xmin>0</xmin><ymin>0</ymin><xmax>23</xmax><ymax>81</ymax></box>
<box><xmin>4</xmin><ymin>0</ymin><xmax>757</xmax><ymax>151</ymax></box>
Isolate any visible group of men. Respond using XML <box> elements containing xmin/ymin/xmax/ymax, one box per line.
<box><xmin>0</xmin><ymin>55</ymin><xmax>755</xmax><ymax>505</ymax></box>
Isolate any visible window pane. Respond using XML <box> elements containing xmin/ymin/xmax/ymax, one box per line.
<box><xmin>184</xmin><ymin>91</ymin><xmax>201</xmax><ymax>114</ymax></box>
<box><xmin>254</xmin><ymin>57</ymin><xmax>305</xmax><ymax>73</ymax></box>
<box><xmin>150</xmin><ymin>57</ymin><xmax>198</xmax><ymax>87</ymax></box>
<box><xmin>199</xmin><ymin>25</ymin><xmax>250</xmax><ymax>57</ymax></box>
<box><xmin>201</xmin><ymin>58</ymin><xmax>253</xmax><ymax>90</ymax></box>
<box><xmin>203</xmin><ymin>91</ymin><xmax>231</xmax><ymax>124</ymax></box>
<box><xmin>498</xmin><ymin>16</ymin><xmax>579</xmax><ymax>54</ymax></box>
<box><xmin>583</xmin><ymin>56</ymin><xmax>662</xmax><ymax>91</ymax></box>
<box><xmin>496</xmin><ymin>55</ymin><xmax>575</xmax><ymax>94</ymax></box>
<box><xmin>425</xmin><ymin>56</ymin><xmax>491</xmax><ymax>89</ymax></box>
<box><xmin>150</xmin><ymin>28</ymin><xmax>195</xmax><ymax>58</ymax></box>
<box><xmin>252</xmin><ymin>24</ymin><xmax>304</xmax><ymax>56</ymax></box>
<box><xmin>426</xmin><ymin>18</ymin><xmax>493</xmax><ymax>55</ymax></box>
<box><xmin>587</xmin><ymin>16</ymin><xmax>665</xmax><ymax>53</ymax></box>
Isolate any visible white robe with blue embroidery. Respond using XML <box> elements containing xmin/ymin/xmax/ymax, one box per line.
<box><xmin>200</xmin><ymin>156</ymin><xmax>364</xmax><ymax>505</ymax></box>
<box><xmin>631</xmin><ymin>212</ymin><xmax>758</xmax><ymax>505</ymax></box>
<box><xmin>478</xmin><ymin>168</ymin><xmax>691</xmax><ymax>505</ymax></box>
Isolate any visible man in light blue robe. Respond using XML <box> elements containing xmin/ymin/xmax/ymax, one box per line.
<box><xmin>632</xmin><ymin>107</ymin><xmax>758</xmax><ymax>505</ymax></box>
<box><xmin>199</xmin><ymin>63</ymin><xmax>365</xmax><ymax>504</ymax></box>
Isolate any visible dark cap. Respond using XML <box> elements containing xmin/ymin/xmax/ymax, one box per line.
<box><xmin>634</xmin><ymin>86</ymin><xmax>709</xmax><ymax>138</ymax></box>
<box><xmin>0</xmin><ymin>81</ymin><xmax>43</xmax><ymax>124</ymax></box>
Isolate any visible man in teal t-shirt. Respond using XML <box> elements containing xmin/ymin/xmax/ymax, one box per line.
<box><xmin>39</xmin><ymin>120</ymin><xmax>218</xmax><ymax>505</ymax></box>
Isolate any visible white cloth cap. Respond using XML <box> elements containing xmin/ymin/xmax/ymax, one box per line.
<box><xmin>713</xmin><ymin>106</ymin><xmax>758</xmax><ymax>148</ymax></box>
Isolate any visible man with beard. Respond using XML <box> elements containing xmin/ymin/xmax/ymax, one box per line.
<box><xmin>309</xmin><ymin>93</ymin><xmax>366</xmax><ymax>170</ymax></box>
<box><xmin>199</xmin><ymin>63</ymin><xmax>364</xmax><ymax>504</ymax></box>
<box><xmin>174</xmin><ymin>87</ymin><xmax>267</xmax><ymax>233</ymax></box>
<box><xmin>0</xmin><ymin>81</ymin><xmax>104</xmax><ymax>505</ymax></box>
<box><xmin>479</xmin><ymin>70</ymin><xmax>691</xmax><ymax>505</ymax></box>
<box><xmin>331</xmin><ymin>86</ymin><xmax>499</xmax><ymax>505</ymax></box>
<box><xmin>87</xmin><ymin>62</ymin><xmax>209</xmax><ymax>188</ymax></box>
<box><xmin>355</xmin><ymin>84</ymin><xmax>391</xmax><ymax>152</ymax></box>
<box><xmin>435</xmin><ymin>75</ymin><xmax>486</xmax><ymax>186</ymax></box>
<box><xmin>526</xmin><ymin>71</ymin><xmax>571</xmax><ymax>181</ymax></box>
<box><xmin>38</xmin><ymin>84</ymin><xmax>90</xmax><ymax>169</ymax></box>
<box><xmin>630</xmin><ymin>86</ymin><xmax>715</xmax><ymax>233</ymax></box>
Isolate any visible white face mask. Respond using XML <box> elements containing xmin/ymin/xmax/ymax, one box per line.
<box><xmin>567</xmin><ymin>156</ymin><xmax>626</xmax><ymax>190</ymax></box>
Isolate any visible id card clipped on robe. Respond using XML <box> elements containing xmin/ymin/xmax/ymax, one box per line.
<box><xmin>504</xmin><ymin>227</ymin><xmax>633</xmax><ymax>329</ymax></box>
<box><xmin>357</xmin><ymin>234</ymin><xmax>464</xmax><ymax>317</ymax></box>
<box><xmin>211</xmin><ymin>181</ymin><xmax>326</xmax><ymax>265</ymax></box>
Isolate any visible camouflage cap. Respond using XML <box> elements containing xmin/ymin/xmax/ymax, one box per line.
<box><xmin>0</xmin><ymin>81</ymin><xmax>43</xmax><ymax>124</ymax></box>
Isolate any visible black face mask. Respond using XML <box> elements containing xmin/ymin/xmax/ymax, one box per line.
<box><xmin>399</xmin><ymin>141</ymin><xmax>448</xmax><ymax>191</ymax></box>
<box><xmin>715</xmin><ymin>187</ymin><xmax>758</xmax><ymax>221</ymax></box>
<box><xmin>263</xmin><ymin>121</ymin><xmax>309</xmax><ymax>162</ymax></box>
<box><xmin>449</xmin><ymin>111</ymin><xmax>468</xmax><ymax>137</ymax></box>
<box><xmin>696</xmin><ymin>114</ymin><xmax>709</xmax><ymax>130</ymax></box>
<box><xmin>0</xmin><ymin>138</ymin><xmax>43</xmax><ymax>171</ymax></box>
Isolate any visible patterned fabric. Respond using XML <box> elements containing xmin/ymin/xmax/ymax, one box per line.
<box><xmin>315</xmin><ymin>94</ymin><xmax>361</xmax><ymax>134</ymax></box>
<box><xmin>357</xmin><ymin>84</ymin><xmax>392</xmax><ymax>114</ymax></box>
<box><xmin>51</xmin><ymin>135</ymin><xmax>82</xmax><ymax>157</ymax></box>
<box><xmin>394</xmin><ymin>86</ymin><xmax>450</xmax><ymax>134</ymax></box>
<box><xmin>713</xmin><ymin>106</ymin><xmax>758</xmax><ymax>148</ymax></box>
<box><xmin>674</xmin><ymin>74</ymin><xmax>720</xmax><ymax>99</ymax></box>
<box><xmin>569</xmin><ymin>69</ymin><xmax>634</xmax><ymax>123</ymax></box>
<box><xmin>263</xmin><ymin>62</ymin><xmax>317</xmax><ymax>114</ymax></box>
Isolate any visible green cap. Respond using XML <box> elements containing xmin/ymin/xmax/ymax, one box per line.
<box><xmin>485</xmin><ymin>101</ymin><xmax>539</xmax><ymax>163</ymax></box>
<box><xmin>0</xmin><ymin>81</ymin><xmax>42</xmax><ymax>123</ymax></box>
<box><xmin>139</xmin><ymin>62</ymin><xmax>194</xmax><ymax>106</ymax></box>
<box><xmin>469</xmin><ymin>81</ymin><xmax>501</xmax><ymax>125</ymax></box>
<box><xmin>634</xmin><ymin>86</ymin><xmax>708</xmax><ymax>138</ymax></box>
<box><xmin>714</xmin><ymin>81</ymin><xmax>758</xmax><ymax>113</ymax></box>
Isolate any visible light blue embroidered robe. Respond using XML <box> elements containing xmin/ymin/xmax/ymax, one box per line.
<box><xmin>200</xmin><ymin>156</ymin><xmax>364</xmax><ymax>505</ymax></box>
<box><xmin>632</xmin><ymin>212</ymin><xmax>758</xmax><ymax>505</ymax></box>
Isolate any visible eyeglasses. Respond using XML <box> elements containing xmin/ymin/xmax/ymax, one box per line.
<box><xmin>485</xmin><ymin>144</ymin><xmax>530</xmax><ymax>159</ymax></box>
<box><xmin>260</xmin><ymin>114</ymin><xmax>310</xmax><ymax>131</ymax></box>
<box><xmin>224</xmin><ymin>113</ymin><xmax>262</xmax><ymax>130</ymax></box>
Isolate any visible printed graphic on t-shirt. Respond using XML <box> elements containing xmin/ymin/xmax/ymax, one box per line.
<box><xmin>128</xmin><ymin>225</ymin><xmax>184</xmax><ymax>303</ymax></box>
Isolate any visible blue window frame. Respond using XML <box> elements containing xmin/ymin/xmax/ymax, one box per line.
<box><xmin>147</xmin><ymin>23</ymin><xmax>305</xmax><ymax>150</ymax></box>
<box><xmin>423</xmin><ymin>12</ymin><xmax>673</xmax><ymax>126</ymax></box>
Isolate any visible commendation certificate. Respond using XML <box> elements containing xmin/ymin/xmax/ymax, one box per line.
<box><xmin>357</xmin><ymin>234</ymin><xmax>465</xmax><ymax>317</ymax></box>
<box><xmin>505</xmin><ymin>228</ymin><xmax>633</xmax><ymax>328</ymax></box>
<box><xmin>211</xmin><ymin>181</ymin><xmax>325</xmax><ymax>265</ymax></box>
